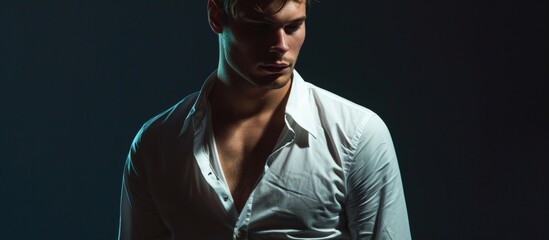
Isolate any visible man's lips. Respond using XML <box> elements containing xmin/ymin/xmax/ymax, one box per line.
<box><xmin>259</xmin><ymin>63</ymin><xmax>291</xmax><ymax>73</ymax></box>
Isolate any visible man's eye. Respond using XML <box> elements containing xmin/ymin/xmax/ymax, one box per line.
<box><xmin>285</xmin><ymin>24</ymin><xmax>301</xmax><ymax>34</ymax></box>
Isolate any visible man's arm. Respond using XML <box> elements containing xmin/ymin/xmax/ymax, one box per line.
<box><xmin>345</xmin><ymin>114</ymin><xmax>411</xmax><ymax>240</ymax></box>
<box><xmin>118</xmin><ymin>131</ymin><xmax>170</xmax><ymax>240</ymax></box>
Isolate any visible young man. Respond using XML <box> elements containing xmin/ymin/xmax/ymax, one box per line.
<box><xmin>118</xmin><ymin>0</ymin><xmax>411</xmax><ymax>239</ymax></box>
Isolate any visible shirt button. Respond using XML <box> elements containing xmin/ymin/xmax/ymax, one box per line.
<box><xmin>234</xmin><ymin>229</ymin><xmax>246</xmax><ymax>239</ymax></box>
<box><xmin>223</xmin><ymin>196</ymin><xmax>229</xmax><ymax>201</ymax></box>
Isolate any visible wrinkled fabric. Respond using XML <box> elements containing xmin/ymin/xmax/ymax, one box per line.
<box><xmin>118</xmin><ymin>70</ymin><xmax>411</xmax><ymax>240</ymax></box>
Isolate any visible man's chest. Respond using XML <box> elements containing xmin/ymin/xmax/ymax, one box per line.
<box><xmin>212</xmin><ymin>120</ymin><xmax>285</xmax><ymax>210</ymax></box>
<box><xmin>148</xmin><ymin>132</ymin><xmax>350</xmax><ymax>238</ymax></box>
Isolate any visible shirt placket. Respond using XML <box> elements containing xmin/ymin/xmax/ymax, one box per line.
<box><xmin>231</xmin><ymin>125</ymin><xmax>296</xmax><ymax>240</ymax></box>
<box><xmin>192</xmin><ymin>114</ymin><xmax>239</xmax><ymax>222</ymax></box>
<box><xmin>232</xmin><ymin>194</ymin><xmax>252</xmax><ymax>240</ymax></box>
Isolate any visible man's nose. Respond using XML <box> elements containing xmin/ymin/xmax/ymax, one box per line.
<box><xmin>269</xmin><ymin>28</ymin><xmax>290</xmax><ymax>56</ymax></box>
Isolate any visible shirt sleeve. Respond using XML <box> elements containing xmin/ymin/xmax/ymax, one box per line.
<box><xmin>118</xmin><ymin>130</ymin><xmax>171</xmax><ymax>240</ymax></box>
<box><xmin>345</xmin><ymin>114</ymin><xmax>411</xmax><ymax>240</ymax></box>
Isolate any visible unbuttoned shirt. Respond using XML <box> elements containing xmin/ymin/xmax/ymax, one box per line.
<box><xmin>118</xmin><ymin>70</ymin><xmax>411</xmax><ymax>240</ymax></box>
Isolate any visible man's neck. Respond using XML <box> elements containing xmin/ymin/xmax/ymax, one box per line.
<box><xmin>209</xmin><ymin>71</ymin><xmax>291</xmax><ymax>122</ymax></box>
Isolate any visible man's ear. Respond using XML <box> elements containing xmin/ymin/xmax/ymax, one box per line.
<box><xmin>208</xmin><ymin>0</ymin><xmax>224</xmax><ymax>34</ymax></box>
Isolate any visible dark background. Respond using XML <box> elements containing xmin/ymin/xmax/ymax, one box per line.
<box><xmin>1</xmin><ymin>0</ymin><xmax>547</xmax><ymax>239</ymax></box>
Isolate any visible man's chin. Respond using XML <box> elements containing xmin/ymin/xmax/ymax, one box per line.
<box><xmin>252</xmin><ymin>72</ymin><xmax>293</xmax><ymax>90</ymax></box>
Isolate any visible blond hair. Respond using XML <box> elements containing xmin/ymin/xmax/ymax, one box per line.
<box><xmin>215</xmin><ymin>0</ymin><xmax>311</xmax><ymax>19</ymax></box>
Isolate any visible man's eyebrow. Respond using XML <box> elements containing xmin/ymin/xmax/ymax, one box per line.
<box><xmin>289</xmin><ymin>16</ymin><xmax>307</xmax><ymax>23</ymax></box>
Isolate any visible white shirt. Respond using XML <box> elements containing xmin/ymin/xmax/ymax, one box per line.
<box><xmin>118</xmin><ymin>70</ymin><xmax>411</xmax><ymax>240</ymax></box>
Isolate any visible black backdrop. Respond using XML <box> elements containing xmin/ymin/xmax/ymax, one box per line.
<box><xmin>1</xmin><ymin>1</ymin><xmax>547</xmax><ymax>239</ymax></box>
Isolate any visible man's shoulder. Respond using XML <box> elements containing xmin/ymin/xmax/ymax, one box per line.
<box><xmin>304</xmin><ymin>82</ymin><xmax>394</xmax><ymax>159</ymax></box>
<box><xmin>138</xmin><ymin>91</ymin><xmax>200</xmax><ymax>139</ymax></box>
<box><xmin>305</xmin><ymin>82</ymin><xmax>378</xmax><ymax>127</ymax></box>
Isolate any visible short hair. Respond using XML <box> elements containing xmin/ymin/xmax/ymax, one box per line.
<box><xmin>215</xmin><ymin>0</ymin><xmax>311</xmax><ymax>19</ymax></box>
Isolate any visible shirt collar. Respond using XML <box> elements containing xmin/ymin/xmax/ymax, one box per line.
<box><xmin>188</xmin><ymin>70</ymin><xmax>321</xmax><ymax>138</ymax></box>
<box><xmin>187</xmin><ymin>71</ymin><xmax>217</xmax><ymax>132</ymax></box>
<box><xmin>284</xmin><ymin>70</ymin><xmax>321</xmax><ymax>139</ymax></box>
